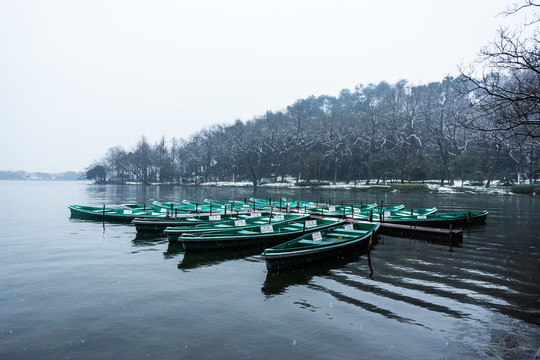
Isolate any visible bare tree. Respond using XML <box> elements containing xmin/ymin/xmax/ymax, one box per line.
<box><xmin>459</xmin><ymin>0</ymin><xmax>540</xmax><ymax>138</ymax></box>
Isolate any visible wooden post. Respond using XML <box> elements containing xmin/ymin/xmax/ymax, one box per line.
<box><xmin>175</xmin><ymin>208</ymin><xmax>177</xmax><ymax>218</ymax></box>
<box><xmin>303</xmin><ymin>221</ymin><xmax>306</xmax><ymax>232</ymax></box>
<box><xmin>343</xmin><ymin>207</ymin><xmax>346</xmax><ymax>219</ymax></box>
<box><xmin>410</xmin><ymin>209</ymin><xmax>413</xmax><ymax>216</ymax></box>
<box><xmin>367</xmin><ymin>249</ymin><xmax>374</xmax><ymax>279</ymax></box>
<box><xmin>195</xmin><ymin>203</ymin><xmax>198</xmax><ymax>214</ymax></box>
<box><xmin>369</xmin><ymin>210</ymin><xmax>373</xmax><ymax>222</ymax></box>
<box><xmin>467</xmin><ymin>211</ymin><xmax>471</xmax><ymax>224</ymax></box>
<box><xmin>269</xmin><ymin>207</ymin><xmax>273</xmax><ymax>224</ymax></box>
<box><xmin>210</xmin><ymin>202</ymin><xmax>213</xmax><ymax>215</ymax></box>
<box><xmin>102</xmin><ymin>205</ymin><xmax>105</xmax><ymax>223</ymax></box>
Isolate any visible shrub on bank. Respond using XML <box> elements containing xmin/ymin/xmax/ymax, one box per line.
<box><xmin>391</xmin><ymin>184</ymin><xmax>431</xmax><ymax>193</ymax></box>
<box><xmin>350</xmin><ymin>186</ymin><xmax>393</xmax><ymax>193</ymax></box>
<box><xmin>511</xmin><ymin>184</ymin><xmax>540</xmax><ymax>194</ymax></box>
<box><xmin>296</xmin><ymin>181</ymin><xmax>331</xmax><ymax>187</ymax></box>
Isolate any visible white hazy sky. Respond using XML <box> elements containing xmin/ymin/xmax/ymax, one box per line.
<box><xmin>0</xmin><ymin>0</ymin><xmax>530</xmax><ymax>173</ymax></box>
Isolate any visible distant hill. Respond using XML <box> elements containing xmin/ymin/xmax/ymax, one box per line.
<box><xmin>0</xmin><ymin>170</ymin><xmax>86</xmax><ymax>180</ymax></box>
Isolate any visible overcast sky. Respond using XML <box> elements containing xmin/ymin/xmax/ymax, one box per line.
<box><xmin>0</xmin><ymin>0</ymin><xmax>530</xmax><ymax>173</ymax></box>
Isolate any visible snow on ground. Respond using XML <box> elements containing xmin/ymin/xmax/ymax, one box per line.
<box><xmin>198</xmin><ymin>179</ymin><xmax>517</xmax><ymax>195</ymax></box>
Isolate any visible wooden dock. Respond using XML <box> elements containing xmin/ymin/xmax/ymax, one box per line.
<box><xmin>378</xmin><ymin>222</ymin><xmax>463</xmax><ymax>245</ymax></box>
<box><xmin>307</xmin><ymin>214</ymin><xmax>463</xmax><ymax>245</ymax></box>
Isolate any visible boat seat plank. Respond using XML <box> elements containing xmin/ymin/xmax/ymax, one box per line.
<box><xmin>325</xmin><ymin>232</ymin><xmax>356</xmax><ymax>238</ymax></box>
<box><xmin>238</xmin><ymin>230</ymin><xmax>258</xmax><ymax>235</ymax></box>
<box><xmin>297</xmin><ymin>239</ymin><xmax>330</xmax><ymax>246</ymax></box>
<box><xmin>332</xmin><ymin>229</ymin><xmax>369</xmax><ymax>235</ymax></box>
<box><xmin>287</xmin><ymin>223</ymin><xmax>305</xmax><ymax>228</ymax></box>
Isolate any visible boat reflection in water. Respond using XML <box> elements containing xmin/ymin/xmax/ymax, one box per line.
<box><xmin>177</xmin><ymin>246</ymin><xmax>264</xmax><ymax>271</ymax></box>
<box><xmin>164</xmin><ymin>242</ymin><xmax>184</xmax><ymax>259</ymax></box>
<box><xmin>261</xmin><ymin>239</ymin><xmax>375</xmax><ymax>297</ymax></box>
<box><xmin>131</xmin><ymin>233</ymin><xmax>168</xmax><ymax>247</ymax></box>
<box><xmin>133</xmin><ymin>232</ymin><xmax>166</xmax><ymax>242</ymax></box>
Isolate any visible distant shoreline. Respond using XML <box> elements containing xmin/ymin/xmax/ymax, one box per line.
<box><xmin>4</xmin><ymin>177</ymin><xmax>536</xmax><ymax>196</ymax></box>
<box><xmin>97</xmin><ymin>180</ymin><xmax>538</xmax><ymax>196</ymax></box>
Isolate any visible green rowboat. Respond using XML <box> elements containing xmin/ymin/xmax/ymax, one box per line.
<box><xmin>132</xmin><ymin>212</ymin><xmax>269</xmax><ymax>234</ymax></box>
<box><xmin>261</xmin><ymin>221</ymin><xmax>380</xmax><ymax>271</ymax></box>
<box><xmin>380</xmin><ymin>210</ymin><xmax>488</xmax><ymax>227</ymax></box>
<box><xmin>69</xmin><ymin>204</ymin><xmax>165</xmax><ymax>222</ymax></box>
<box><xmin>121</xmin><ymin>204</ymin><xmax>170</xmax><ymax>213</ymax></box>
<box><xmin>249</xmin><ymin>198</ymin><xmax>328</xmax><ymax>210</ymax></box>
<box><xmin>351</xmin><ymin>207</ymin><xmax>438</xmax><ymax>222</ymax></box>
<box><xmin>305</xmin><ymin>204</ymin><xmax>404</xmax><ymax>216</ymax></box>
<box><xmin>188</xmin><ymin>199</ymin><xmax>268</xmax><ymax>211</ymax></box>
<box><xmin>164</xmin><ymin>213</ymin><xmax>309</xmax><ymax>242</ymax></box>
<box><xmin>180</xmin><ymin>217</ymin><xmax>346</xmax><ymax>251</ymax></box>
<box><xmin>154</xmin><ymin>200</ymin><xmax>267</xmax><ymax>214</ymax></box>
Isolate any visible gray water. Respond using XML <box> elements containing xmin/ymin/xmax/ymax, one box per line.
<box><xmin>0</xmin><ymin>181</ymin><xmax>538</xmax><ymax>359</ymax></box>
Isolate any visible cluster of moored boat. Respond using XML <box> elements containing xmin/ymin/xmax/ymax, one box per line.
<box><xmin>68</xmin><ymin>198</ymin><xmax>488</xmax><ymax>271</ymax></box>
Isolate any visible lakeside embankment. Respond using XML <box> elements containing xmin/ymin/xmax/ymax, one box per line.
<box><xmin>121</xmin><ymin>179</ymin><xmax>539</xmax><ymax>196</ymax></box>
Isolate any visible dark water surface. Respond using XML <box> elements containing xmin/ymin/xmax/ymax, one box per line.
<box><xmin>1</xmin><ymin>181</ymin><xmax>538</xmax><ymax>359</ymax></box>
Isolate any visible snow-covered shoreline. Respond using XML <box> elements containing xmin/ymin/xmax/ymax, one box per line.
<box><xmin>191</xmin><ymin>179</ymin><xmax>523</xmax><ymax>196</ymax></box>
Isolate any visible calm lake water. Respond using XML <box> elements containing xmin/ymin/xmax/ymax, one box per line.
<box><xmin>1</xmin><ymin>180</ymin><xmax>539</xmax><ymax>359</ymax></box>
